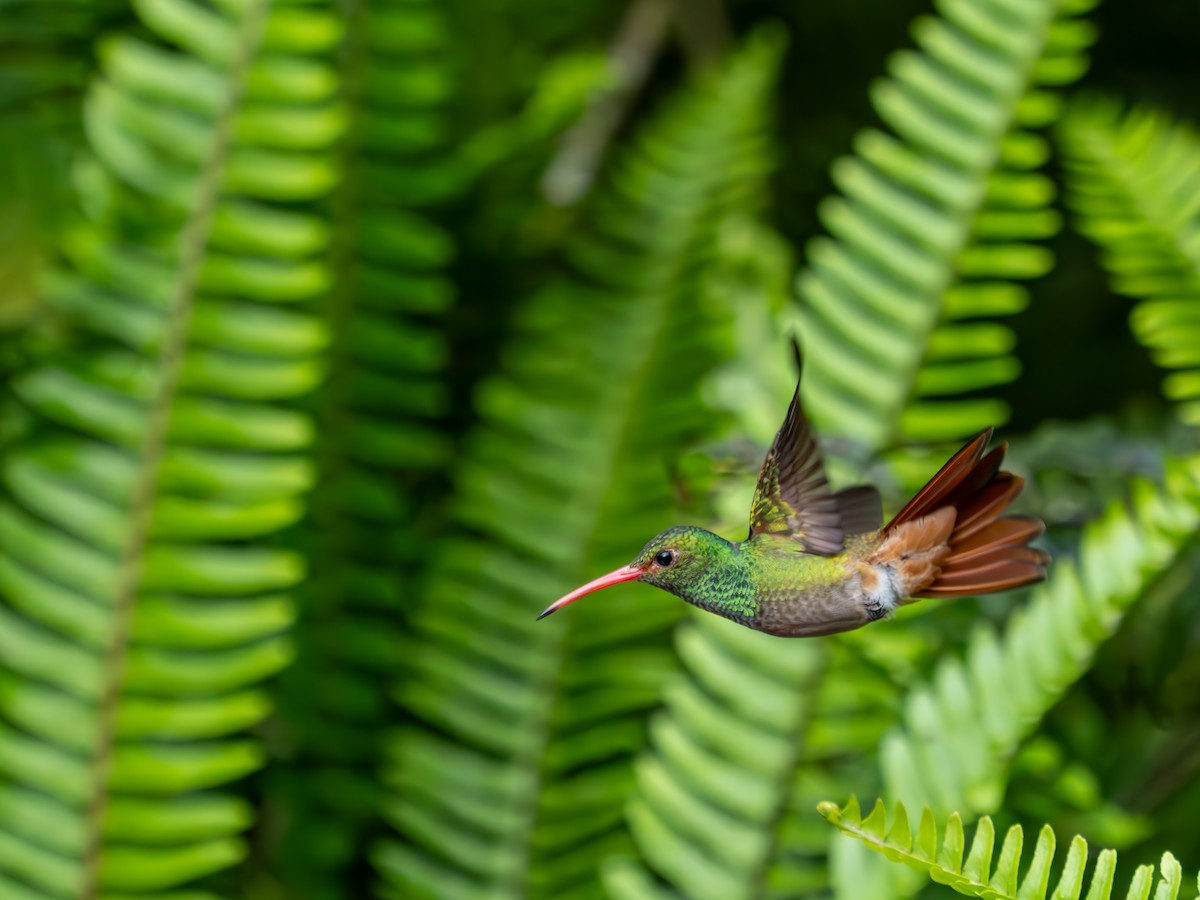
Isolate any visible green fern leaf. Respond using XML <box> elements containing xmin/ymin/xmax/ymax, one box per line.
<box><xmin>372</xmin><ymin>30</ymin><xmax>781</xmax><ymax>899</ymax></box>
<box><xmin>604</xmin><ymin>613</ymin><xmax>828</xmax><ymax>900</ymax></box>
<box><xmin>797</xmin><ymin>0</ymin><xmax>1095</xmax><ymax>456</ymax></box>
<box><xmin>0</xmin><ymin>0</ymin><xmax>343</xmax><ymax>894</ymax></box>
<box><xmin>253</xmin><ymin>1</ymin><xmax>459</xmax><ymax>897</ymax></box>
<box><xmin>1059</xmin><ymin>101</ymin><xmax>1200</xmax><ymax>424</ymax></box>
<box><xmin>820</xmin><ymin>798</ymin><xmax>1189</xmax><ymax>900</ymax></box>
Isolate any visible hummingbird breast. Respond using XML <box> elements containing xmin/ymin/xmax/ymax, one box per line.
<box><xmin>738</xmin><ymin>535</ymin><xmax>894</xmax><ymax>638</ymax></box>
<box><xmin>747</xmin><ymin>575</ymin><xmax>883</xmax><ymax>636</ymax></box>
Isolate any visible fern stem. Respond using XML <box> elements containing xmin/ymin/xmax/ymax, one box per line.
<box><xmin>79</xmin><ymin>2</ymin><xmax>271</xmax><ymax>894</ymax></box>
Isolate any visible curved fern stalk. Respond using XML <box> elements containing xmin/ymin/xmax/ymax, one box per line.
<box><xmin>796</xmin><ymin>0</ymin><xmax>1096</xmax><ymax>463</ymax></box>
<box><xmin>256</xmin><ymin>1</ymin><xmax>459</xmax><ymax>897</ymax></box>
<box><xmin>0</xmin><ymin>0</ymin><xmax>342</xmax><ymax>895</ymax></box>
<box><xmin>605</xmin><ymin>3</ymin><xmax>1098</xmax><ymax>899</ymax></box>
<box><xmin>821</xmin><ymin>798</ymin><xmax>1192</xmax><ymax>900</ymax></box>
<box><xmin>372</xmin><ymin>31</ymin><xmax>781</xmax><ymax>900</ymax></box>
<box><xmin>879</xmin><ymin>455</ymin><xmax>1200</xmax><ymax>824</ymax></box>
<box><xmin>1058</xmin><ymin>101</ymin><xmax>1200</xmax><ymax>425</ymax></box>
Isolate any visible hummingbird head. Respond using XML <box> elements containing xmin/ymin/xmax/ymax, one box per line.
<box><xmin>537</xmin><ymin>525</ymin><xmax>734</xmax><ymax>620</ymax></box>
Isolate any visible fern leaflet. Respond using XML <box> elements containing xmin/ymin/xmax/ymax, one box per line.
<box><xmin>797</xmin><ymin>0</ymin><xmax>1095</xmax><ymax>462</ymax></box>
<box><xmin>257</xmin><ymin>1</ymin><xmax>460</xmax><ymax>896</ymax></box>
<box><xmin>821</xmin><ymin>798</ymin><xmax>1193</xmax><ymax>900</ymax></box>
<box><xmin>881</xmin><ymin>455</ymin><xmax>1200</xmax><ymax>821</ymax></box>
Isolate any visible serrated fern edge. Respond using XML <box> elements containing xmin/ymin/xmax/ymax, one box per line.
<box><xmin>820</xmin><ymin>797</ymin><xmax>1192</xmax><ymax>900</ymax></box>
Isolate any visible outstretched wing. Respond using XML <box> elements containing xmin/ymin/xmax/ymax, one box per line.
<box><xmin>748</xmin><ymin>349</ymin><xmax>881</xmax><ymax>555</ymax></box>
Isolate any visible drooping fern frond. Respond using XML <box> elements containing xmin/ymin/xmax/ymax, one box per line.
<box><xmin>372</xmin><ymin>30</ymin><xmax>781</xmax><ymax>900</ymax></box>
<box><xmin>1059</xmin><ymin>101</ymin><xmax>1200</xmax><ymax>425</ymax></box>
<box><xmin>258</xmin><ymin>1</ymin><xmax>460</xmax><ymax>897</ymax></box>
<box><xmin>820</xmin><ymin>798</ymin><xmax>1193</xmax><ymax>900</ymax></box>
<box><xmin>0</xmin><ymin>0</ymin><xmax>342</xmax><ymax>895</ymax></box>
<box><xmin>880</xmin><ymin>455</ymin><xmax>1200</xmax><ymax>822</ymax></box>
<box><xmin>797</xmin><ymin>0</ymin><xmax>1096</xmax><ymax>457</ymax></box>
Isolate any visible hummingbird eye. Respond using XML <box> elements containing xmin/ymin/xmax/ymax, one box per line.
<box><xmin>654</xmin><ymin>550</ymin><xmax>676</xmax><ymax>568</ymax></box>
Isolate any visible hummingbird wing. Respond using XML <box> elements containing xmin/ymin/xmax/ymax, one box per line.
<box><xmin>748</xmin><ymin>356</ymin><xmax>881</xmax><ymax>555</ymax></box>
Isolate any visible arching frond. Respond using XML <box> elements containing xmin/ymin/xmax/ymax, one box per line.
<box><xmin>372</xmin><ymin>30</ymin><xmax>781</xmax><ymax>900</ymax></box>
<box><xmin>797</xmin><ymin>0</ymin><xmax>1095</xmax><ymax>456</ymax></box>
<box><xmin>1059</xmin><ymin>101</ymin><xmax>1200</xmax><ymax>424</ymax></box>
<box><xmin>820</xmin><ymin>798</ymin><xmax>1192</xmax><ymax>900</ymax></box>
<box><xmin>0</xmin><ymin>0</ymin><xmax>342</xmax><ymax>894</ymax></box>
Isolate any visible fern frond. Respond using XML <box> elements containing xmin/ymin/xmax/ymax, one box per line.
<box><xmin>881</xmin><ymin>455</ymin><xmax>1200</xmax><ymax>822</ymax></box>
<box><xmin>372</xmin><ymin>30</ymin><xmax>781</xmax><ymax>900</ymax></box>
<box><xmin>0</xmin><ymin>0</ymin><xmax>342</xmax><ymax>893</ymax></box>
<box><xmin>821</xmin><ymin>798</ymin><xmax>1190</xmax><ymax>900</ymax></box>
<box><xmin>256</xmin><ymin>1</ymin><xmax>459</xmax><ymax>896</ymax></box>
<box><xmin>797</xmin><ymin>0</ymin><xmax>1095</xmax><ymax>455</ymax></box>
<box><xmin>1059</xmin><ymin>101</ymin><xmax>1200</xmax><ymax>424</ymax></box>
<box><xmin>602</xmin><ymin>613</ymin><xmax>830</xmax><ymax>900</ymax></box>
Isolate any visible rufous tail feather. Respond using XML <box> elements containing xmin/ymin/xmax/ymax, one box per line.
<box><xmin>880</xmin><ymin>429</ymin><xmax>1049</xmax><ymax>599</ymax></box>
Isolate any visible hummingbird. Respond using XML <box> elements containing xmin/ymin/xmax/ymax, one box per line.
<box><xmin>537</xmin><ymin>349</ymin><xmax>1049</xmax><ymax>637</ymax></box>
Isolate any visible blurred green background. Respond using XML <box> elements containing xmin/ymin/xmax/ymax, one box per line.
<box><xmin>1</xmin><ymin>0</ymin><xmax>1200</xmax><ymax>898</ymax></box>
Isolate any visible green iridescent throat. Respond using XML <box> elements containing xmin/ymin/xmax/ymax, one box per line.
<box><xmin>634</xmin><ymin>526</ymin><xmax>758</xmax><ymax>619</ymax></box>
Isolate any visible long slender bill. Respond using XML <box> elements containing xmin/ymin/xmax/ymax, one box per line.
<box><xmin>537</xmin><ymin>564</ymin><xmax>644</xmax><ymax>620</ymax></box>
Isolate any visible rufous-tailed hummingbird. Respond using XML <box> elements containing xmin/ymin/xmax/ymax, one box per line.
<box><xmin>538</xmin><ymin>347</ymin><xmax>1049</xmax><ymax>637</ymax></box>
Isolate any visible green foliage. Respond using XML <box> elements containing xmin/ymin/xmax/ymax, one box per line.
<box><xmin>604</xmin><ymin>614</ymin><xmax>827</xmax><ymax>900</ymax></box>
<box><xmin>2</xmin><ymin>1</ymin><xmax>1200</xmax><ymax>899</ymax></box>
<box><xmin>257</xmin><ymin>1</ymin><xmax>459</xmax><ymax>897</ymax></box>
<box><xmin>372</xmin><ymin>30</ymin><xmax>781</xmax><ymax>900</ymax></box>
<box><xmin>0</xmin><ymin>0</ymin><xmax>339</xmax><ymax>894</ymax></box>
<box><xmin>605</xmin><ymin>2</ymin><xmax>1116</xmax><ymax>898</ymax></box>
<box><xmin>1059</xmin><ymin>102</ymin><xmax>1200</xmax><ymax>425</ymax></box>
<box><xmin>820</xmin><ymin>798</ymin><xmax>1194</xmax><ymax>900</ymax></box>
<box><xmin>798</xmin><ymin>0</ymin><xmax>1096</xmax><ymax>455</ymax></box>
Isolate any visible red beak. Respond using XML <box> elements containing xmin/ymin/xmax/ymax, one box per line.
<box><xmin>537</xmin><ymin>564</ymin><xmax>644</xmax><ymax>620</ymax></box>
